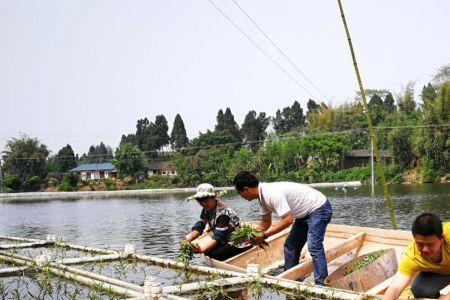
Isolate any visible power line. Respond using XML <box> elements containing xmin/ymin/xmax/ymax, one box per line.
<box><xmin>206</xmin><ymin>0</ymin><xmax>317</xmax><ymax>99</ymax></box>
<box><xmin>231</xmin><ymin>0</ymin><xmax>329</xmax><ymax>101</ymax></box>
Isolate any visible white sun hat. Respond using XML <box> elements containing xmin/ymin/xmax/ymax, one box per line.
<box><xmin>185</xmin><ymin>183</ymin><xmax>226</xmax><ymax>201</ymax></box>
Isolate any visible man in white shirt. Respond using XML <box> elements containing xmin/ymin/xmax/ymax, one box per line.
<box><xmin>232</xmin><ymin>171</ymin><xmax>332</xmax><ymax>285</ymax></box>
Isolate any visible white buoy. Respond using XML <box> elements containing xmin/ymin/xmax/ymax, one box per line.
<box><xmin>144</xmin><ymin>276</ymin><xmax>154</xmax><ymax>299</ymax></box>
<box><xmin>151</xmin><ymin>282</ymin><xmax>163</xmax><ymax>299</ymax></box>
<box><xmin>123</xmin><ymin>244</ymin><xmax>136</xmax><ymax>256</ymax></box>
<box><xmin>246</xmin><ymin>264</ymin><xmax>261</xmax><ymax>277</ymax></box>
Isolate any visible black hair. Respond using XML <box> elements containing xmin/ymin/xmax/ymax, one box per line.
<box><xmin>412</xmin><ymin>213</ymin><xmax>443</xmax><ymax>237</ymax></box>
<box><xmin>232</xmin><ymin>171</ymin><xmax>259</xmax><ymax>191</ymax></box>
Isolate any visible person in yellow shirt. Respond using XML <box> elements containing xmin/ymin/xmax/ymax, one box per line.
<box><xmin>383</xmin><ymin>213</ymin><xmax>450</xmax><ymax>299</ymax></box>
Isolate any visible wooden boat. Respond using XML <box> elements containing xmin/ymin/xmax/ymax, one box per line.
<box><xmin>195</xmin><ymin>223</ymin><xmax>412</xmax><ymax>296</ymax></box>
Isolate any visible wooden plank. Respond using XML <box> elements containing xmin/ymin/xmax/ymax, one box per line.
<box><xmin>277</xmin><ymin>232</ymin><xmax>366</xmax><ymax>281</ymax></box>
<box><xmin>366</xmin><ymin>277</ymin><xmax>393</xmax><ymax>295</ymax></box>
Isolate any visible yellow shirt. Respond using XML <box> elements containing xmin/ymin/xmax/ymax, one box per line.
<box><xmin>398</xmin><ymin>222</ymin><xmax>450</xmax><ymax>277</ymax></box>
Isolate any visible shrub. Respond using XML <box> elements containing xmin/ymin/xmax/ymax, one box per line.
<box><xmin>3</xmin><ymin>175</ymin><xmax>22</xmax><ymax>192</ymax></box>
<box><xmin>58</xmin><ymin>173</ymin><xmax>79</xmax><ymax>191</ymax></box>
<box><xmin>24</xmin><ymin>176</ymin><xmax>42</xmax><ymax>192</ymax></box>
<box><xmin>422</xmin><ymin>168</ymin><xmax>441</xmax><ymax>183</ymax></box>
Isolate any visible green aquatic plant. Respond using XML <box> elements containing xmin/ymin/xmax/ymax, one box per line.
<box><xmin>344</xmin><ymin>250</ymin><xmax>385</xmax><ymax>276</ymax></box>
<box><xmin>230</xmin><ymin>225</ymin><xmax>268</xmax><ymax>250</ymax></box>
<box><xmin>176</xmin><ymin>242</ymin><xmax>196</xmax><ymax>268</ymax></box>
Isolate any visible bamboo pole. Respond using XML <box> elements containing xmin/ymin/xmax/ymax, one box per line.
<box><xmin>57</xmin><ymin>253</ymin><xmax>122</xmax><ymax>265</ymax></box>
<box><xmin>47</xmin><ymin>266</ymin><xmax>143</xmax><ymax>298</ymax></box>
<box><xmin>337</xmin><ymin>0</ymin><xmax>397</xmax><ymax>229</ymax></box>
<box><xmin>0</xmin><ymin>266</ymin><xmax>30</xmax><ymax>277</ymax></box>
<box><xmin>50</xmin><ymin>263</ymin><xmax>143</xmax><ymax>293</ymax></box>
<box><xmin>133</xmin><ymin>253</ymin><xmax>245</xmax><ymax>277</ymax></box>
<box><xmin>54</xmin><ymin>241</ymin><xmax>118</xmax><ymax>255</ymax></box>
<box><xmin>0</xmin><ymin>241</ymin><xmax>51</xmax><ymax>250</ymax></box>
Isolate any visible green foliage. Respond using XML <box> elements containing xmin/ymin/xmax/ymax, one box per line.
<box><xmin>343</xmin><ymin>250</ymin><xmax>385</xmax><ymax>276</ymax></box>
<box><xmin>240</xmin><ymin>110</ymin><xmax>269</xmax><ymax>152</ymax></box>
<box><xmin>229</xmin><ymin>224</ymin><xmax>260</xmax><ymax>245</ymax></box>
<box><xmin>58</xmin><ymin>172</ymin><xmax>79</xmax><ymax>191</ymax></box>
<box><xmin>215</xmin><ymin>108</ymin><xmax>241</xmax><ymax>141</ymax></box>
<box><xmin>170</xmin><ymin>114</ymin><xmax>189</xmax><ymax>151</ymax></box>
<box><xmin>422</xmin><ymin>82</ymin><xmax>450</xmax><ymax>173</ymax></box>
<box><xmin>397</xmin><ymin>81</ymin><xmax>416</xmax><ymax>115</ymax></box>
<box><xmin>23</xmin><ymin>176</ymin><xmax>42</xmax><ymax>192</ymax></box>
<box><xmin>113</xmin><ymin>143</ymin><xmax>148</xmax><ymax>180</ymax></box>
<box><xmin>273</xmin><ymin>100</ymin><xmax>305</xmax><ymax>134</ymax></box>
<box><xmin>54</xmin><ymin>144</ymin><xmax>77</xmax><ymax>173</ymax></box>
<box><xmin>82</xmin><ymin>142</ymin><xmax>113</xmax><ymax>164</ymax></box>
<box><xmin>2</xmin><ymin>135</ymin><xmax>49</xmax><ymax>184</ymax></box>
<box><xmin>3</xmin><ymin>174</ymin><xmax>22</xmax><ymax>192</ymax></box>
<box><xmin>176</xmin><ymin>242</ymin><xmax>195</xmax><ymax>268</ymax></box>
<box><xmin>389</xmin><ymin>128</ymin><xmax>413</xmax><ymax>170</ymax></box>
<box><xmin>384</xmin><ymin>92</ymin><xmax>396</xmax><ymax>113</ymax></box>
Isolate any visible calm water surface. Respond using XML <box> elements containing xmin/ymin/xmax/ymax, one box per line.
<box><xmin>0</xmin><ymin>184</ymin><xmax>448</xmax><ymax>262</ymax></box>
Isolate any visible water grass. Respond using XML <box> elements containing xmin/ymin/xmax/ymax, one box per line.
<box><xmin>229</xmin><ymin>225</ymin><xmax>268</xmax><ymax>250</ymax></box>
<box><xmin>343</xmin><ymin>250</ymin><xmax>385</xmax><ymax>276</ymax></box>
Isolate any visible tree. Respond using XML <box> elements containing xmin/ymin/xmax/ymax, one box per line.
<box><xmin>240</xmin><ymin>111</ymin><xmax>269</xmax><ymax>152</ymax></box>
<box><xmin>432</xmin><ymin>63</ymin><xmax>450</xmax><ymax>86</ymax></box>
<box><xmin>120</xmin><ymin>134</ymin><xmax>137</xmax><ymax>147</ymax></box>
<box><xmin>286</xmin><ymin>101</ymin><xmax>305</xmax><ymax>130</ymax></box>
<box><xmin>215</xmin><ymin>109</ymin><xmax>225</xmax><ymax>131</ymax></box>
<box><xmin>170</xmin><ymin>114</ymin><xmax>189</xmax><ymax>151</ymax></box>
<box><xmin>307</xmin><ymin>99</ymin><xmax>320</xmax><ymax>115</ymax></box>
<box><xmin>421</xmin><ymin>83</ymin><xmax>437</xmax><ymax>105</ymax></box>
<box><xmin>2</xmin><ymin>136</ymin><xmax>49</xmax><ymax>184</ymax></box>
<box><xmin>55</xmin><ymin>144</ymin><xmax>77</xmax><ymax>173</ymax></box>
<box><xmin>86</xmin><ymin>142</ymin><xmax>113</xmax><ymax>163</ymax></box>
<box><xmin>154</xmin><ymin>114</ymin><xmax>170</xmax><ymax>149</ymax></box>
<box><xmin>113</xmin><ymin>143</ymin><xmax>148</xmax><ymax>180</ymax></box>
<box><xmin>383</xmin><ymin>93</ymin><xmax>396</xmax><ymax>113</ymax></box>
<box><xmin>368</xmin><ymin>94</ymin><xmax>384</xmax><ymax>125</ymax></box>
<box><xmin>273</xmin><ymin>101</ymin><xmax>305</xmax><ymax>134</ymax></box>
<box><xmin>397</xmin><ymin>81</ymin><xmax>416</xmax><ymax>115</ymax></box>
<box><xmin>389</xmin><ymin>128</ymin><xmax>413</xmax><ymax>170</ymax></box>
<box><xmin>223</xmin><ymin>108</ymin><xmax>240</xmax><ymax>140</ymax></box>
<box><xmin>422</xmin><ymin>82</ymin><xmax>450</xmax><ymax>173</ymax></box>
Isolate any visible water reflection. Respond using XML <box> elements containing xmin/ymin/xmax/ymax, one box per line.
<box><xmin>0</xmin><ymin>184</ymin><xmax>448</xmax><ymax>260</ymax></box>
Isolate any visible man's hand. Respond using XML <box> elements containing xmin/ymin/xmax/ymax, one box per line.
<box><xmin>191</xmin><ymin>242</ymin><xmax>203</xmax><ymax>253</ymax></box>
<box><xmin>251</xmin><ymin>232</ymin><xmax>266</xmax><ymax>245</ymax></box>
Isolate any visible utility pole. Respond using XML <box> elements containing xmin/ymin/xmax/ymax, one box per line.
<box><xmin>0</xmin><ymin>159</ymin><xmax>4</xmax><ymax>193</ymax></box>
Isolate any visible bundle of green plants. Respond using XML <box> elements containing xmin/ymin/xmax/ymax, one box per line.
<box><xmin>230</xmin><ymin>225</ymin><xmax>268</xmax><ymax>250</ymax></box>
<box><xmin>176</xmin><ymin>242</ymin><xmax>195</xmax><ymax>268</ymax></box>
<box><xmin>344</xmin><ymin>250</ymin><xmax>385</xmax><ymax>276</ymax></box>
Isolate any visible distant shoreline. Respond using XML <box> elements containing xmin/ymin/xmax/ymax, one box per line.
<box><xmin>0</xmin><ymin>181</ymin><xmax>361</xmax><ymax>202</ymax></box>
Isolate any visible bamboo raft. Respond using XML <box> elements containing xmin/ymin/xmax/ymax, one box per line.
<box><xmin>0</xmin><ymin>233</ymin><xmax>367</xmax><ymax>299</ymax></box>
<box><xmin>2</xmin><ymin>225</ymin><xmax>449</xmax><ymax>299</ymax></box>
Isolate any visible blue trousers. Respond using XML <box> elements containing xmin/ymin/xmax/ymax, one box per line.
<box><xmin>283</xmin><ymin>199</ymin><xmax>332</xmax><ymax>285</ymax></box>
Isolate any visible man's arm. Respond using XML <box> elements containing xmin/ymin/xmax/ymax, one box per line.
<box><xmin>252</xmin><ymin>213</ymin><xmax>293</xmax><ymax>245</ymax></box>
<box><xmin>255</xmin><ymin>213</ymin><xmax>272</xmax><ymax>231</ymax></box>
<box><xmin>192</xmin><ymin>239</ymin><xmax>217</xmax><ymax>253</ymax></box>
<box><xmin>264</xmin><ymin>213</ymin><xmax>293</xmax><ymax>237</ymax></box>
<box><xmin>382</xmin><ymin>272</ymin><xmax>412</xmax><ymax>300</ymax></box>
<box><xmin>184</xmin><ymin>230</ymin><xmax>201</xmax><ymax>242</ymax></box>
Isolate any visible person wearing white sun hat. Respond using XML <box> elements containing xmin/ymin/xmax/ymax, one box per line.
<box><xmin>182</xmin><ymin>183</ymin><xmax>251</xmax><ymax>261</ymax></box>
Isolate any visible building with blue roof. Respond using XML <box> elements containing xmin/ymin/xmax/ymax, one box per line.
<box><xmin>69</xmin><ymin>163</ymin><xmax>116</xmax><ymax>180</ymax></box>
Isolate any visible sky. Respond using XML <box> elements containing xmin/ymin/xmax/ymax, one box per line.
<box><xmin>1</xmin><ymin>0</ymin><xmax>449</xmax><ymax>156</ymax></box>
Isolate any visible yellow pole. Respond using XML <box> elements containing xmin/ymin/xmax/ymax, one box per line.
<box><xmin>337</xmin><ymin>0</ymin><xmax>397</xmax><ymax>229</ymax></box>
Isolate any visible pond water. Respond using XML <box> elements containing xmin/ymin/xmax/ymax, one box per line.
<box><xmin>0</xmin><ymin>184</ymin><xmax>448</xmax><ymax>263</ymax></box>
